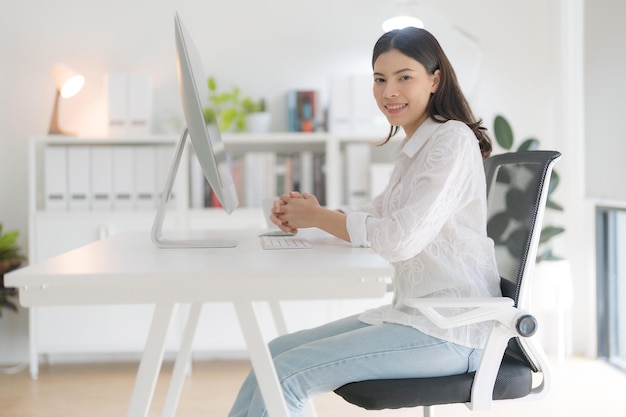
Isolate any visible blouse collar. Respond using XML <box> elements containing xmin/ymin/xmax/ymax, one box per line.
<box><xmin>401</xmin><ymin>117</ymin><xmax>443</xmax><ymax>158</ymax></box>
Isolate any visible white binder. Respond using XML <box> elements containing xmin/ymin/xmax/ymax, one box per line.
<box><xmin>44</xmin><ymin>146</ymin><xmax>68</xmax><ymax>210</ymax></box>
<box><xmin>67</xmin><ymin>146</ymin><xmax>91</xmax><ymax>210</ymax></box>
<box><xmin>127</xmin><ymin>74</ymin><xmax>152</xmax><ymax>136</ymax></box>
<box><xmin>107</xmin><ymin>73</ymin><xmax>128</xmax><ymax>137</ymax></box>
<box><xmin>107</xmin><ymin>73</ymin><xmax>153</xmax><ymax>137</ymax></box>
<box><xmin>91</xmin><ymin>146</ymin><xmax>114</xmax><ymax>210</ymax></box>
<box><xmin>345</xmin><ymin>143</ymin><xmax>371</xmax><ymax>206</ymax></box>
<box><xmin>112</xmin><ymin>146</ymin><xmax>135</xmax><ymax>209</ymax></box>
<box><xmin>134</xmin><ymin>145</ymin><xmax>157</xmax><ymax>209</ymax></box>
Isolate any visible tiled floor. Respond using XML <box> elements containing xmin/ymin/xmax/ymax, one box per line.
<box><xmin>0</xmin><ymin>356</ymin><xmax>625</xmax><ymax>417</ymax></box>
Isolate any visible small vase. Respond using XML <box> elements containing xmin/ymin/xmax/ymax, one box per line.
<box><xmin>246</xmin><ymin>112</ymin><xmax>271</xmax><ymax>133</ymax></box>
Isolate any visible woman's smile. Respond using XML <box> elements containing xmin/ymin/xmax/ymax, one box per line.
<box><xmin>385</xmin><ymin>103</ymin><xmax>408</xmax><ymax>113</ymax></box>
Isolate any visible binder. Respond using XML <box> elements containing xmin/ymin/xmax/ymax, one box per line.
<box><xmin>298</xmin><ymin>151</ymin><xmax>314</xmax><ymax>195</ymax></box>
<box><xmin>107</xmin><ymin>73</ymin><xmax>153</xmax><ymax>137</ymax></box>
<box><xmin>329</xmin><ymin>73</ymin><xmax>388</xmax><ymax>135</ymax></box>
<box><xmin>127</xmin><ymin>74</ymin><xmax>152</xmax><ymax>136</ymax></box>
<box><xmin>107</xmin><ymin>73</ymin><xmax>128</xmax><ymax>137</ymax></box>
<box><xmin>67</xmin><ymin>146</ymin><xmax>91</xmax><ymax>210</ymax></box>
<box><xmin>44</xmin><ymin>146</ymin><xmax>68</xmax><ymax>210</ymax></box>
<box><xmin>244</xmin><ymin>152</ymin><xmax>276</xmax><ymax>207</ymax></box>
<box><xmin>91</xmin><ymin>146</ymin><xmax>114</xmax><ymax>210</ymax></box>
<box><xmin>328</xmin><ymin>73</ymin><xmax>352</xmax><ymax>134</ymax></box>
<box><xmin>345</xmin><ymin>143</ymin><xmax>371</xmax><ymax>206</ymax></box>
<box><xmin>112</xmin><ymin>146</ymin><xmax>135</xmax><ymax>209</ymax></box>
<box><xmin>133</xmin><ymin>145</ymin><xmax>157</xmax><ymax>209</ymax></box>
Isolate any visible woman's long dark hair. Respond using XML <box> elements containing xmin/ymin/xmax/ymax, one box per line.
<box><xmin>373</xmin><ymin>27</ymin><xmax>492</xmax><ymax>160</ymax></box>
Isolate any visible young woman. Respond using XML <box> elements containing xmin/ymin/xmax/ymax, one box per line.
<box><xmin>228</xmin><ymin>26</ymin><xmax>501</xmax><ymax>417</ymax></box>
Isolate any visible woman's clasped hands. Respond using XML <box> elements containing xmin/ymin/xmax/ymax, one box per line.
<box><xmin>269</xmin><ymin>191</ymin><xmax>321</xmax><ymax>234</ymax></box>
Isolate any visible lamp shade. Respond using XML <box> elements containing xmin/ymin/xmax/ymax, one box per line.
<box><xmin>48</xmin><ymin>63</ymin><xmax>85</xmax><ymax>134</ymax></box>
<box><xmin>51</xmin><ymin>63</ymin><xmax>85</xmax><ymax>98</ymax></box>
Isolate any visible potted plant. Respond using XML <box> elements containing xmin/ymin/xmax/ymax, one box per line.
<box><xmin>0</xmin><ymin>223</ymin><xmax>26</xmax><ymax>316</ymax></box>
<box><xmin>203</xmin><ymin>76</ymin><xmax>269</xmax><ymax>133</ymax></box>
<box><xmin>243</xmin><ymin>97</ymin><xmax>271</xmax><ymax>133</ymax></box>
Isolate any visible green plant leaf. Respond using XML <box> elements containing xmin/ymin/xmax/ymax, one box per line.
<box><xmin>518</xmin><ymin>138</ymin><xmax>540</xmax><ymax>151</ymax></box>
<box><xmin>207</xmin><ymin>77</ymin><xmax>217</xmax><ymax>92</ymax></box>
<box><xmin>220</xmin><ymin>108</ymin><xmax>238</xmax><ymax>131</ymax></box>
<box><xmin>494</xmin><ymin>115</ymin><xmax>514</xmax><ymax>150</ymax></box>
<box><xmin>506</xmin><ymin>227</ymin><xmax>527</xmax><ymax>259</ymax></box>
<box><xmin>546</xmin><ymin>199</ymin><xmax>564</xmax><ymax>211</ymax></box>
<box><xmin>487</xmin><ymin>212</ymin><xmax>510</xmax><ymax>244</ymax></box>
<box><xmin>536</xmin><ymin>248</ymin><xmax>564</xmax><ymax>263</ymax></box>
<box><xmin>505</xmin><ymin>187</ymin><xmax>527</xmax><ymax>220</ymax></box>
<box><xmin>539</xmin><ymin>226</ymin><xmax>564</xmax><ymax>243</ymax></box>
<box><xmin>548</xmin><ymin>171</ymin><xmax>559</xmax><ymax>194</ymax></box>
<box><xmin>235</xmin><ymin>117</ymin><xmax>246</xmax><ymax>132</ymax></box>
<box><xmin>203</xmin><ymin>108</ymin><xmax>217</xmax><ymax>124</ymax></box>
<box><xmin>495</xmin><ymin>166</ymin><xmax>511</xmax><ymax>184</ymax></box>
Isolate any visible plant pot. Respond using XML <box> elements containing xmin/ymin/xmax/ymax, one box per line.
<box><xmin>246</xmin><ymin>112</ymin><xmax>271</xmax><ymax>133</ymax></box>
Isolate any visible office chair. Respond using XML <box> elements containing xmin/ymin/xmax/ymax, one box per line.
<box><xmin>334</xmin><ymin>150</ymin><xmax>562</xmax><ymax>417</ymax></box>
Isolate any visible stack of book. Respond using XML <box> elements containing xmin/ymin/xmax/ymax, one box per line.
<box><xmin>287</xmin><ymin>90</ymin><xmax>320</xmax><ymax>133</ymax></box>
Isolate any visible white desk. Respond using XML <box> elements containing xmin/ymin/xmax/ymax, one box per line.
<box><xmin>6</xmin><ymin>229</ymin><xmax>391</xmax><ymax>417</ymax></box>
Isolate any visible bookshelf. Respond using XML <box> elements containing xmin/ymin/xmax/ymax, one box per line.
<box><xmin>25</xmin><ymin>131</ymin><xmax>390</xmax><ymax>377</ymax></box>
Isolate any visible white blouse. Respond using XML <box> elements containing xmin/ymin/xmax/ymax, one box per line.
<box><xmin>345</xmin><ymin>118</ymin><xmax>501</xmax><ymax>349</ymax></box>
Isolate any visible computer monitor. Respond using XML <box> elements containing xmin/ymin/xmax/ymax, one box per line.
<box><xmin>151</xmin><ymin>11</ymin><xmax>239</xmax><ymax>248</ymax></box>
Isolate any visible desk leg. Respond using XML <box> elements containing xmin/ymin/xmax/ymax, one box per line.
<box><xmin>161</xmin><ymin>303</ymin><xmax>203</xmax><ymax>417</ymax></box>
<box><xmin>268</xmin><ymin>301</ymin><xmax>288</xmax><ymax>336</ymax></box>
<box><xmin>267</xmin><ymin>301</ymin><xmax>318</xmax><ymax>417</ymax></box>
<box><xmin>234</xmin><ymin>301</ymin><xmax>290</xmax><ymax>417</ymax></box>
<box><xmin>29</xmin><ymin>307</ymin><xmax>39</xmax><ymax>379</ymax></box>
<box><xmin>127</xmin><ymin>303</ymin><xmax>176</xmax><ymax>417</ymax></box>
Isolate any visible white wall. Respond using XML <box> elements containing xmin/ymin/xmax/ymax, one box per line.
<box><xmin>0</xmin><ymin>0</ymin><xmax>608</xmax><ymax>363</ymax></box>
<box><xmin>585</xmin><ymin>1</ymin><xmax>626</xmax><ymax>200</ymax></box>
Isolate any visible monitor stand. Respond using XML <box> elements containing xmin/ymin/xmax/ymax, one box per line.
<box><xmin>151</xmin><ymin>127</ymin><xmax>237</xmax><ymax>248</ymax></box>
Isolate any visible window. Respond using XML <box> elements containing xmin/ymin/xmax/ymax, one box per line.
<box><xmin>597</xmin><ymin>207</ymin><xmax>626</xmax><ymax>371</ymax></box>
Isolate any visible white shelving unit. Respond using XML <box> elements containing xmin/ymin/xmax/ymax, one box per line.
<box><xmin>26</xmin><ymin>132</ymin><xmax>391</xmax><ymax>378</ymax></box>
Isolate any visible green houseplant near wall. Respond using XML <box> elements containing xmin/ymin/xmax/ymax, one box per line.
<box><xmin>489</xmin><ymin>114</ymin><xmax>565</xmax><ymax>262</ymax></box>
<box><xmin>202</xmin><ymin>76</ymin><xmax>267</xmax><ymax>132</ymax></box>
<box><xmin>0</xmin><ymin>224</ymin><xmax>26</xmax><ymax>316</ymax></box>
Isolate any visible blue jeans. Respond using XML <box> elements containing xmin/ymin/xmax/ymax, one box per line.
<box><xmin>228</xmin><ymin>314</ymin><xmax>482</xmax><ymax>417</ymax></box>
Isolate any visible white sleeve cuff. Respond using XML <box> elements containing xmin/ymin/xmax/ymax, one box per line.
<box><xmin>346</xmin><ymin>211</ymin><xmax>371</xmax><ymax>248</ymax></box>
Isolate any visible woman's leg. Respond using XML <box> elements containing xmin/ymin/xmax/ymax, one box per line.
<box><xmin>228</xmin><ymin>315</ymin><xmax>367</xmax><ymax>417</ymax></box>
<box><xmin>229</xmin><ymin>315</ymin><xmax>479</xmax><ymax>417</ymax></box>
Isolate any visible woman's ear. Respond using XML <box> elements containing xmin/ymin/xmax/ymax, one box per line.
<box><xmin>431</xmin><ymin>69</ymin><xmax>441</xmax><ymax>93</ymax></box>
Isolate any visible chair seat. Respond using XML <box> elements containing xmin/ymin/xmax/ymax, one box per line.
<box><xmin>334</xmin><ymin>353</ymin><xmax>532</xmax><ymax>410</ymax></box>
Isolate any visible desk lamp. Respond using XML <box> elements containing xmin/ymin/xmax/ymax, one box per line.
<box><xmin>48</xmin><ymin>63</ymin><xmax>85</xmax><ymax>135</ymax></box>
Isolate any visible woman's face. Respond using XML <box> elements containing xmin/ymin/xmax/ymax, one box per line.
<box><xmin>373</xmin><ymin>49</ymin><xmax>440</xmax><ymax>138</ymax></box>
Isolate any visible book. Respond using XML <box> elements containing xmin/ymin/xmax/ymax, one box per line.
<box><xmin>287</xmin><ymin>90</ymin><xmax>319</xmax><ymax>132</ymax></box>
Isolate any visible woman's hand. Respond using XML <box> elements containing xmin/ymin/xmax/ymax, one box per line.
<box><xmin>269</xmin><ymin>191</ymin><xmax>320</xmax><ymax>233</ymax></box>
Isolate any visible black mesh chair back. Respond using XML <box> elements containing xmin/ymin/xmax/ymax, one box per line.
<box><xmin>334</xmin><ymin>150</ymin><xmax>561</xmax><ymax>414</ymax></box>
<box><xmin>485</xmin><ymin>151</ymin><xmax>561</xmax><ymax>372</ymax></box>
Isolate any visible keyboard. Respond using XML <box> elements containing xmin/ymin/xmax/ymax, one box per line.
<box><xmin>260</xmin><ymin>235</ymin><xmax>312</xmax><ymax>250</ymax></box>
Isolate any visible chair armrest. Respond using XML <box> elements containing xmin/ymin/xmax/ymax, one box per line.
<box><xmin>402</xmin><ymin>297</ymin><xmax>536</xmax><ymax>336</ymax></box>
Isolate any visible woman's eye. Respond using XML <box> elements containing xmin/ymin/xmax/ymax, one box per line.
<box><xmin>400</xmin><ymin>75</ymin><xmax>412</xmax><ymax>81</ymax></box>
<box><xmin>374</xmin><ymin>77</ymin><xmax>385</xmax><ymax>84</ymax></box>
